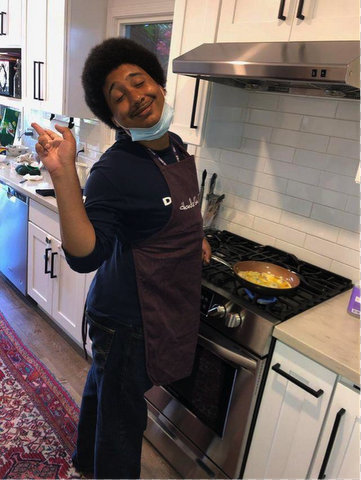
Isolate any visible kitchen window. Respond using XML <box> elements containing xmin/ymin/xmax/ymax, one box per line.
<box><xmin>119</xmin><ymin>22</ymin><xmax>172</xmax><ymax>77</ymax></box>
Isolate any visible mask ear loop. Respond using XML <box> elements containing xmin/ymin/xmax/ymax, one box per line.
<box><xmin>113</xmin><ymin>117</ymin><xmax>132</xmax><ymax>138</ymax></box>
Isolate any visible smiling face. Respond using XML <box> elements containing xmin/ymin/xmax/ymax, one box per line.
<box><xmin>103</xmin><ymin>63</ymin><xmax>165</xmax><ymax>130</ymax></box>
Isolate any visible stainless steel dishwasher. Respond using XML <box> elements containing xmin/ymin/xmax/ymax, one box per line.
<box><xmin>0</xmin><ymin>180</ymin><xmax>28</xmax><ymax>294</ymax></box>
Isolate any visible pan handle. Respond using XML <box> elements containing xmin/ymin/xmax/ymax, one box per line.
<box><xmin>211</xmin><ymin>255</ymin><xmax>233</xmax><ymax>269</ymax></box>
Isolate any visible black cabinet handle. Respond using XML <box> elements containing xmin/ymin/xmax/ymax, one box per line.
<box><xmin>0</xmin><ymin>12</ymin><xmax>5</xmax><ymax>35</ymax></box>
<box><xmin>44</xmin><ymin>247</ymin><xmax>51</xmax><ymax>274</ymax></box>
<box><xmin>190</xmin><ymin>77</ymin><xmax>200</xmax><ymax>129</ymax></box>
<box><xmin>272</xmin><ymin>363</ymin><xmax>324</xmax><ymax>398</ymax></box>
<box><xmin>33</xmin><ymin>61</ymin><xmax>45</xmax><ymax>101</ymax></box>
<box><xmin>318</xmin><ymin>408</ymin><xmax>346</xmax><ymax>479</ymax></box>
<box><xmin>278</xmin><ymin>0</ymin><xmax>286</xmax><ymax>20</ymax></box>
<box><xmin>296</xmin><ymin>0</ymin><xmax>305</xmax><ymax>20</ymax></box>
<box><xmin>50</xmin><ymin>251</ymin><xmax>58</xmax><ymax>278</ymax></box>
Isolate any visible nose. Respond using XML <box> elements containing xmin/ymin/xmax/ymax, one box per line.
<box><xmin>129</xmin><ymin>88</ymin><xmax>144</xmax><ymax>105</ymax></box>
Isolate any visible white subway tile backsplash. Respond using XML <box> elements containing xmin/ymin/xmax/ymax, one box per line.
<box><xmin>210</xmin><ymin>83</ymin><xmax>249</xmax><ymax>108</ymax></box>
<box><xmin>204</xmin><ymin>121</ymin><xmax>244</xmax><ymax>149</ymax></box>
<box><xmin>218</xmin><ymin>206</ymin><xmax>254</xmax><ymax>228</ymax></box>
<box><xmin>345</xmin><ymin>196</ymin><xmax>360</xmax><ymax>215</ymax></box>
<box><xmin>278</xmin><ymin>95</ymin><xmax>338</xmax><ymax>117</ymax></box>
<box><xmin>337</xmin><ymin>230</ymin><xmax>360</xmax><ymax>250</ymax></box>
<box><xmin>216</xmin><ymin>218</ymin><xmax>276</xmax><ymax>245</ymax></box>
<box><xmin>335</xmin><ymin>100</ymin><xmax>360</xmax><ymax>121</ymax></box>
<box><xmin>274</xmin><ymin>239</ymin><xmax>332</xmax><ymax>270</ymax></box>
<box><xmin>294</xmin><ymin>149</ymin><xmax>359</xmax><ymax>177</ymax></box>
<box><xmin>258</xmin><ymin>188</ymin><xmax>312</xmax><ymax>216</ymax></box>
<box><xmin>264</xmin><ymin>158</ymin><xmax>320</xmax><ymax>185</ymax></box>
<box><xmin>304</xmin><ymin>236</ymin><xmax>359</xmax><ymax>268</ymax></box>
<box><xmin>211</xmin><ymin>106</ymin><xmax>246</xmax><ymax>122</ymax></box>
<box><xmin>319</xmin><ymin>171</ymin><xmax>360</xmax><ymax>196</ymax></box>
<box><xmin>243</xmin><ymin>124</ymin><xmax>273</xmax><ymax>142</ymax></box>
<box><xmin>216</xmin><ymin>177</ymin><xmax>259</xmax><ymax>200</ymax></box>
<box><xmin>301</xmin><ymin>116</ymin><xmax>359</xmax><ymax>141</ymax></box>
<box><xmin>248</xmin><ymin>92</ymin><xmax>279</xmax><ymax>110</ymax></box>
<box><xmin>286</xmin><ymin>180</ymin><xmax>348</xmax><ymax>209</ymax></box>
<box><xmin>280</xmin><ymin>211</ymin><xmax>339</xmax><ymax>242</ymax></box>
<box><xmin>196</xmin><ymin>146</ymin><xmax>221</xmax><ymax>161</ymax></box>
<box><xmin>271</xmin><ymin>128</ymin><xmax>329</xmax><ymax>152</ymax></box>
<box><xmin>327</xmin><ymin>137</ymin><xmax>360</xmax><ymax>159</ymax></box>
<box><xmin>232</xmin><ymin>196</ymin><xmax>282</xmax><ymax>223</ymax></box>
<box><xmin>241</xmin><ymin>138</ymin><xmax>295</xmax><ymax>163</ymax></box>
<box><xmin>253</xmin><ymin>217</ymin><xmax>306</xmax><ymax>246</ymax></box>
<box><xmin>330</xmin><ymin>261</ymin><xmax>359</xmax><ymax>284</ymax></box>
<box><xmin>221</xmin><ymin>150</ymin><xmax>266</xmax><ymax>171</ymax></box>
<box><xmin>248</xmin><ymin>109</ymin><xmax>302</xmax><ymax>130</ymax></box>
<box><xmin>311</xmin><ymin>204</ymin><xmax>359</xmax><ymax>232</ymax></box>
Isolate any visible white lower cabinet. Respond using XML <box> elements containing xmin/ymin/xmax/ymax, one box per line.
<box><xmin>309</xmin><ymin>380</ymin><xmax>360</xmax><ymax>479</ymax></box>
<box><xmin>27</xmin><ymin>200</ymin><xmax>95</xmax><ymax>348</ymax></box>
<box><xmin>27</xmin><ymin>221</ymin><xmax>85</xmax><ymax>345</ymax></box>
<box><xmin>244</xmin><ymin>340</ymin><xmax>336</xmax><ymax>479</ymax></box>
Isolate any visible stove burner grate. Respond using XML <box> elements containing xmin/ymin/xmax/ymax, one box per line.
<box><xmin>203</xmin><ymin>229</ymin><xmax>353</xmax><ymax>322</ymax></box>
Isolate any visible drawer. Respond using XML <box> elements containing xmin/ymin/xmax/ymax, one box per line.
<box><xmin>29</xmin><ymin>199</ymin><xmax>60</xmax><ymax>240</ymax></box>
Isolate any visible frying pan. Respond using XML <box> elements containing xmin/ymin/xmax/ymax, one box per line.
<box><xmin>211</xmin><ymin>255</ymin><xmax>300</xmax><ymax>297</ymax></box>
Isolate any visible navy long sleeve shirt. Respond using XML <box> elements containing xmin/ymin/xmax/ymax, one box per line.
<box><xmin>64</xmin><ymin>132</ymin><xmax>185</xmax><ymax>325</ymax></box>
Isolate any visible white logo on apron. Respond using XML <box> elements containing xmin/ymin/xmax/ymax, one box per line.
<box><xmin>179</xmin><ymin>196</ymin><xmax>199</xmax><ymax>210</ymax></box>
<box><xmin>162</xmin><ymin>196</ymin><xmax>172</xmax><ymax>206</ymax></box>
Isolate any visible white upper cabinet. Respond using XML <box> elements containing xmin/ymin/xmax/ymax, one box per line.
<box><xmin>217</xmin><ymin>0</ymin><xmax>295</xmax><ymax>42</ymax></box>
<box><xmin>26</xmin><ymin>0</ymin><xmax>107</xmax><ymax>118</ymax></box>
<box><xmin>0</xmin><ymin>0</ymin><xmax>23</xmax><ymax>47</ymax></box>
<box><xmin>217</xmin><ymin>0</ymin><xmax>360</xmax><ymax>43</ymax></box>
<box><xmin>166</xmin><ymin>0</ymin><xmax>221</xmax><ymax>145</ymax></box>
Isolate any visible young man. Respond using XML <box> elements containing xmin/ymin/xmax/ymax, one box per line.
<box><xmin>32</xmin><ymin>37</ymin><xmax>211</xmax><ymax>479</ymax></box>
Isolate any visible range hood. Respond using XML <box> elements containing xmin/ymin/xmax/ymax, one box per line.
<box><xmin>173</xmin><ymin>41</ymin><xmax>360</xmax><ymax>99</ymax></box>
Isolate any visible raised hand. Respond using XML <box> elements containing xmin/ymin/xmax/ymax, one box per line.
<box><xmin>31</xmin><ymin>122</ymin><xmax>77</xmax><ymax>177</ymax></box>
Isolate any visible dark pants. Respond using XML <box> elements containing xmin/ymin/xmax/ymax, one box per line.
<box><xmin>72</xmin><ymin>312</ymin><xmax>153</xmax><ymax>479</ymax></box>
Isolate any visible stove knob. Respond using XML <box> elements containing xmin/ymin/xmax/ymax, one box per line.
<box><xmin>208</xmin><ymin>305</ymin><xmax>226</xmax><ymax>318</ymax></box>
<box><xmin>225</xmin><ymin>310</ymin><xmax>246</xmax><ymax>328</ymax></box>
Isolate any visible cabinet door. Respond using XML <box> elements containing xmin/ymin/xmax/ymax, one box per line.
<box><xmin>289</xmin><ymin>0</ymin><xmax>360</xmax><ymax>41</ymax></box>
<box><xmin>309</xmin><ymin>381</ymin><xmax>360</xmax><ymax>479</ymax></box>
<box><xmin>51</xmin><ymin>237</ymin><xmax>86</xmax><ymax>346</ymax></box>
<box><xmin>26</xmin><ymin>0</ymin><xmax>47</xmax><ymax>106</ymax></box>
<box><xmin>27</xmin><ymin>221</ymin><xmax>53</xmax><ymax>314</ymax></box>
<box><xmin>166</xmin><ymin>0</ymin><xmax>221</xmax><ymax>145</ymax></box>
<box><xmin>244</xmin><ymin>341</ymin><xmax>336</xmax><ymax>479</ymax></box>
<box><xmin>0</xmin><ymin>0</ymin><xmax>22</xmax><ymax>47</ymax></box>
<box><xmin>216</xmin><ymin>0</ymin><xmax>295</xmax><ymax>43</ymax></box>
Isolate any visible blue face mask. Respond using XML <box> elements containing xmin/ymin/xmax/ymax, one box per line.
<box><xmin>120</xmin><ymin>101</ymin><xmax>174</xmax><ymax>142</ymax></box>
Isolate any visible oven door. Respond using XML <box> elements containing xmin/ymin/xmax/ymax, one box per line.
<box><xmin>144</xmin><ymin>323</ymin><xmax>265</xmax><ymax>479</ymax></box>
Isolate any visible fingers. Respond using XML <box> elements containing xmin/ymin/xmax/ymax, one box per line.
<box><xmin>54</xmin><ymin>124</ymin><xmax>75</xmax><ymax>143</ymax></box>
<box><xmin>31</xmin><ymin>122</ymin><xmax>45</xmax><ymax>135</ymax></box>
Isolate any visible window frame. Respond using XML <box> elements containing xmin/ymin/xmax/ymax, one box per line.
<box><xmin>102</xmin><ymin>4</ymin><xmax>174</xmax><ymax>148</ymax></box>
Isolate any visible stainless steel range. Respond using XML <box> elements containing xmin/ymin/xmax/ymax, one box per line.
<box><xmin>144</xmin><ymin>229</ymin><xmax>352</xmax><ymax>479</ymax></box>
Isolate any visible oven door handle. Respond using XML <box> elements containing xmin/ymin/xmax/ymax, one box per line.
<box><xmin>198</xmin><ymin>334</ymin><xmax>258</xmax><ymax>371</ymax></box>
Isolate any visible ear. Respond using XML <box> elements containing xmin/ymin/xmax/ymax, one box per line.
<box><xmin>160</xmin><ymin>86</ymin><xmax>167</xmax><ymax>96</ymax></box>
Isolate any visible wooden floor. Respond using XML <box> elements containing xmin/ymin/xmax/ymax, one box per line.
<box><xmin>0</xmin><ymin>274</ymin><xmax>181</xmax><ymax>479</ymax></box>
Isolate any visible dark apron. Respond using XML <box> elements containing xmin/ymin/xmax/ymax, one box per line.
<box><xmin>132</xmin><ymin>138</ymin><xmax>203</xmax><ymax>386</ymax></box>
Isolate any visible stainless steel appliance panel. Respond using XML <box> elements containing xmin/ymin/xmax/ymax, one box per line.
<box><xmin>0</xmin><ymin>181</ymin><xmax>28</xmax><ymax>294</ymax></box>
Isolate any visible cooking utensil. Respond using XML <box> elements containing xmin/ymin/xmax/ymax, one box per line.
<box><xmin>207</xmin><ymin>173</ymin><xmax>217</xmax><ymax>198</ymax></box>
<box><xmin>211</xmin><ymin>255</ymin><xmax>300</xmax><ymax>296</ymax></box>
<box><xmin>203</xmin><ymin>193</ymin><xmax>225</xmax><ymax>228</ymax></box>
<box><xmin>199</xmin><ymin>169</ymin><xmax>207</xmax><ymax>209</ymax></box>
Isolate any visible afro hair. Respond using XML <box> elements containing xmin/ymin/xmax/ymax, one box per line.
<box><xmin>81</xmin><ymin>37</ymin><xmax>166</xmax><ymax>129</ymax></box>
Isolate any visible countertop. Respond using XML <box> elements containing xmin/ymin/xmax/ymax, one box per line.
<box><xmin>0</xmin><ymin>157</ymin><xmax>66</xmax><ymax>212</ymax></box>
<box><xmin>0</xmin><ymin>157</ymin><xmax>359</xmax><ymax>384</ymax></box>
<box><xmin>273</xmin><ymin>290</ymin><xmax>360</xmax><ymax>385</ymax></box>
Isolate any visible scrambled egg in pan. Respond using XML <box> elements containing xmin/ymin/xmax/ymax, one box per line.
<box><xmin>237</xmin><ymin>271</ymin><xmax>292</xmax><ymax>289</ymax></box>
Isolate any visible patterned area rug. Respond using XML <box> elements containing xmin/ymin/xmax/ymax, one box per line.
<box><xmin>0</xmin><ymin>310</ymin><xmax>80</xmax><ymax>479</ymax></box>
